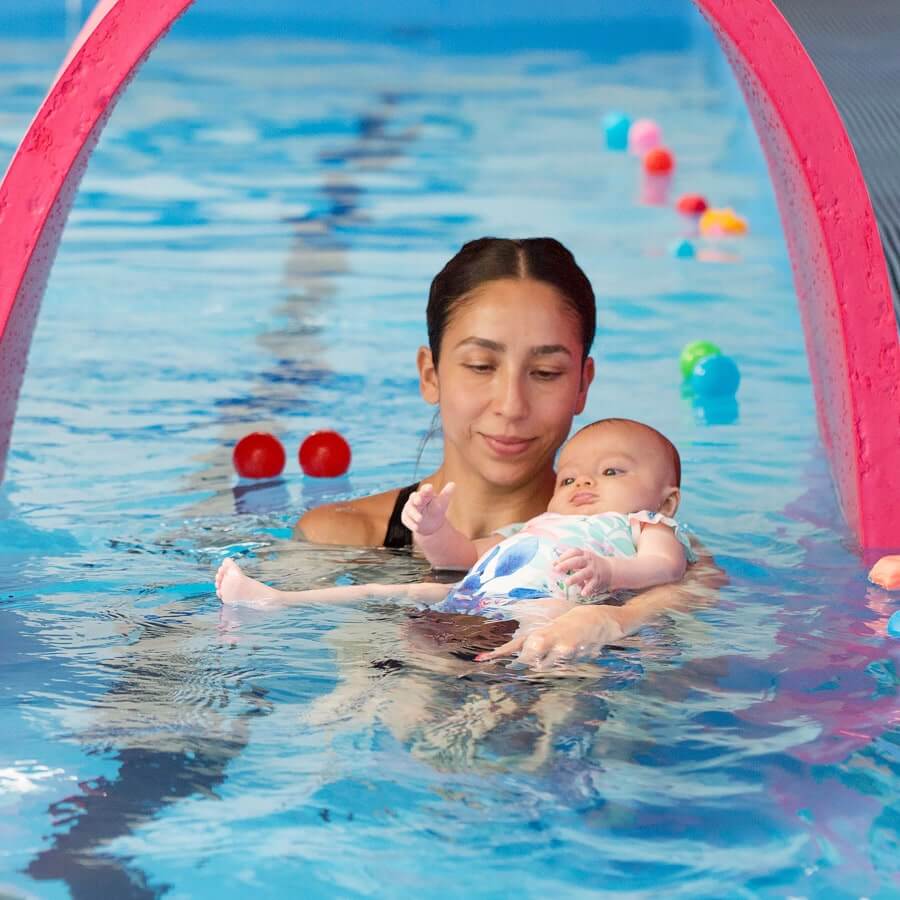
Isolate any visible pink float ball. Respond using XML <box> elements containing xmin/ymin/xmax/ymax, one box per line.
<box><xmin>628</xmin><ymin>118</ymin><xmax>662</xmax><ymax>156</ymax></box>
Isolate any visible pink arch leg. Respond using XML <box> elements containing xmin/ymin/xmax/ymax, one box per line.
<box><xmin>0</xmin><ymin>0</ymin><xmax>194</xmax><ymax>482</ymax></box>
<box><xmin>694</xmin><ymin>0</ymin><xmax>900</xmax><ymax>549</ymax></box>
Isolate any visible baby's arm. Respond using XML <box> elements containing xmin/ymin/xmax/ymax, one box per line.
<box><xmin>402</xmin><ymin>483</ymin><xmax>502</xmax><ymax>571</ymax></box>
<box><xmin>215</xmin><ymin>557</ymin><xmax>450</xmax><ymax>608</ymax></box>
<box><xmin>555</xmin><ymin>523</ymin><xmax>687</xmax><ymax>596</ymax></box>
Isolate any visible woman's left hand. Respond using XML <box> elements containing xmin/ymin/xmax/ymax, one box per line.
<box><xmin>475</xmin><ymin>603</ymin><xmax>630</xmax><ymax>668</ymax></box>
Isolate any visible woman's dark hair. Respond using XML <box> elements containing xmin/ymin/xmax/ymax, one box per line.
<box><xmin>426</xmin><ymin>237</ymin><xmax>596</xmax><ymax>365</ymax></box>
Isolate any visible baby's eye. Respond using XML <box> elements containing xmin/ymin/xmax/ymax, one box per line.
<box><xmin>602</xmin><ymin>467</ymin><xmax>624</xmax><ymax>477</ymax></box>
<box><xmin>560</xmin><ymin>476</ymin><xmax>575</xmax><ymax>486</ymax></box>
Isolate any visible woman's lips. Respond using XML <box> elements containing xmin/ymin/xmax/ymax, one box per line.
<box><xmin>481</xmin><ymin>434</ymin><xmax>535</xmax><ymax>457</ymax></box>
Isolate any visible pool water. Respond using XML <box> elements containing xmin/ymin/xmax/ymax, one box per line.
<box><xmin>1</xmin><ymin>7</ymin><xmax>898</xmax><ymax>899</ymax></box>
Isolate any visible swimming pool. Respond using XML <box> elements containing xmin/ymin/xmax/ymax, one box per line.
<box><xmin>1</xmin><ymin>2</ymin><xmax>898</xmax><ymax>897</ymax></box>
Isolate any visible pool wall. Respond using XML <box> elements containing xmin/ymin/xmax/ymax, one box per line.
<box><xmin>0</xmin><ymin>0</ymin><xmax>898</xmax><ymax>549</ymax></box>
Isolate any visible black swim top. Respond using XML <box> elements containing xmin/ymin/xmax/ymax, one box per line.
<box><xmin>382</xmin><ymin>482</ymin><xmax>419</xmax><ymax>549</ymax></box>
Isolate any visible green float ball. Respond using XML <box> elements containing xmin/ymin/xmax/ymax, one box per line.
<box><xmin>680</xmin><ymin>339</ymin><xmax>722</xmax><ymax>380</ymax></box>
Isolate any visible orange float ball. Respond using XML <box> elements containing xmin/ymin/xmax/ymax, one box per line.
<box><xmin>299</xmin><ymin>430</ymin><xmax>352</xmax><ymax>478</ymax></box>
<box><xmin>232</xmin><ymin>432</ymin><xmax>286</xmax><ymax>479</ymax></box>
<box><xmin>868</xmin><ymin>555</ymin><xmax>900</xmax><ymax>590</ymax></box>
<box><xmin>676</xmin><ymin>193</ymin><xmax>708</xmax><ymax>215</ymax></box>
<box><xmin>643</xmin><ymin>147</ymin><xmax>674</xmax><ymax>174</ymax></box>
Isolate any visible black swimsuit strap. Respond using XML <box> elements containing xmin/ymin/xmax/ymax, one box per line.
<box><xmin>382</xmin><ymin>482</ymin><xmax>419</xmax><ymax>549</ymax></box>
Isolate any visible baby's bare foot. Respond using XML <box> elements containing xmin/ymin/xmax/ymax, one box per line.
<box><xmin>215</xmin><ymin>557</ymin><xmax>280</xmax><ymax>607</ymax></box>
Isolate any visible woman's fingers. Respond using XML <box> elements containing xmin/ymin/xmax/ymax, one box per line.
<box><xmin>518</xmin><ymin>630</ymin><xmax>579</xmax><ymax>668</ymax></box>
<box><xmin>516</xmin><ymin>631</ymin><xmax>552</xmax><ymax>667</ymax></box>
<box><xmin>474</xmin><ymin>628</ymin><xmax>567</xmax><ymax>668</ymax></box>
<box><xmin>474</xmin><ymin>633</ymin><xmax>526</xmax><ymax>661</ymax></box>
<box><xmin>475</xmin><ymin>606</ymin><xmax>619</xmax><ymax>668</ymax></box>
<box><xmin>534</xmin><ymin>644</ymin><xmax>577</xmax><ymax>668</ymax></box>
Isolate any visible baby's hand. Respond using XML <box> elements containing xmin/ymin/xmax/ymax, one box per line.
<box><xmin>400</xmin><ymin>482</ymin><xmax>455</xmax><ymax>537</ymax></box>
<box><xmin>554</xmin><ymin>548</ymin><xmax>613</xmax><ymax>598</ymax></box>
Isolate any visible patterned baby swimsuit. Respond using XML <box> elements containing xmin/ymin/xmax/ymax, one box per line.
<box><xmin>432</xmin><ymin>510</ymin><xmax>696</xmax><ymax>620</ymax></box>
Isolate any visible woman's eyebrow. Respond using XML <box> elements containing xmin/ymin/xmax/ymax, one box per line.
<box><xmin>454</xmin><ymin>337</ymin><xmax>504</xmax><ymax>351</ymax></box>
<box><xmin>531</xmin><ymin>344</ymin><xmax>572</xmax><ymax>357</ymax></box>
<box><xmin>453</xmin><ymin>337</ymin><xmax>572</xmax><ymax>357</ymax></box>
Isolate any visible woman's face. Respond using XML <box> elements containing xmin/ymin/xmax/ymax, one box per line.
<box><xmin>418</xmin><ymin>277</ymin><xmax>594</xmax><ymax>490</ymax></box>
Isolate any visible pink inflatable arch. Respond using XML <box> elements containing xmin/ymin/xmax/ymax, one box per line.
<box><xmin>693</xmin><ymin>0</ymin><xmax>900</xmax><ymax>550</ymax></box>
<box><xmin>0</xmin><ymin>0</ymin><xmax>194</xmax><ymax>479</ymax></box>
<box><xmin>1</xmin><ymin>0</ymin><xmax>898</xmax><ymax>548</ymax></box>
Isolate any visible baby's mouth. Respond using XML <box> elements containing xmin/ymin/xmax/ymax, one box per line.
<box><xmin>570</xmin><ymin>491</ymin><xmax>597</xmax><ymax>506</ymax></box>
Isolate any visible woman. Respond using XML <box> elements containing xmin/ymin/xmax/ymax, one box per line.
<box><xmin>295</xmin><ymin>237</ymin><xmax>722</xmax><ymax>666</ymax></box>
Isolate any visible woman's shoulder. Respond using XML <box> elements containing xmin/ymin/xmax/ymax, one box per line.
<box><xmin>293</xmin><ymin>487</ymin><xmax>406</xmax><ymax>546</ymax></box>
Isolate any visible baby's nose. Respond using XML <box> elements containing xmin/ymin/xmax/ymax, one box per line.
<box><xmin>575</xmin><ymin>474</ymin><xmax>594</xmax><ymax>486</ymax></box>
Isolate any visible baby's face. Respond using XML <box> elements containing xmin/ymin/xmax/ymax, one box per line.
<box><xmin>547</xmin><ymin>422</ymin><xmax>678</xmax><ymax>517</ymax></box>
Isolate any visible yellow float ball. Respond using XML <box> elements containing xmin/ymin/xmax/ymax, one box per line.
<box><xmin>699</xmin><ymin>207</ymin><xmax>748</xmax><ymax>236</ymax></box>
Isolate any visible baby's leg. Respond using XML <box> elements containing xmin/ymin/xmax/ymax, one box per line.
<box><xmin>214</xmin><ymin>557</ymin><xmax>449</xmax><ymax>608</ymax></box>
<box><xmin>216</xmin><ymin>558</ymin><xmax>282</xmax><ymax>606</ymax></box>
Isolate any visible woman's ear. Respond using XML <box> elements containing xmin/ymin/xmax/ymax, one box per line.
<box><xmin>574</xmin><ymin>356</ymin><xmax>595</xmax><ymax>415</ymax></box>
<box><xmin>417</xmin><ymin>346</ymin><xmax>440</xmax><ymax>405</ymax></box>
<box><xmin>659</xmin><ymin>487</ymin><xmax>680</xmax><ymax>517</ymax></box>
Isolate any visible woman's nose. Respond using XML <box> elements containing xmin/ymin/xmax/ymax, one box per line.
<box><xmin>494</xmin><ymin>371</ymin><xmax>529</xmax><ymax>420</ymax></box>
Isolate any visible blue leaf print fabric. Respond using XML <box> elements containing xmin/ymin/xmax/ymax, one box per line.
<box><xmin>456</xmin><ymin>572</ymin><xmax>483</xmax><ymax>594</ymax></box>
<box><xmin>507</xmin><ymin>587</ymin><xmax>552</xmax><ymax>600</ymax></box>
<box><xmin>492</xmin><ymin>535</ymin><xmax>539</xmax><ymax>578</ymax></box>
<box><xmin>473</xmin><ymin>542</ymin><xmax>501</xmax><ymax>575</ymax></box>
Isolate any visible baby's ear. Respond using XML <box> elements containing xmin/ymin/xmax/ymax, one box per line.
<box><xmin>659</xmin><ymin>487</ymin><xmax>680</xmax><ymax>517</ymax></box>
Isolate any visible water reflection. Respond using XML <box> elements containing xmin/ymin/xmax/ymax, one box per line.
<box><xmin>24</xmin><ymin>84</ymin><xmax>423</xmax><ymax>897</ymax></box>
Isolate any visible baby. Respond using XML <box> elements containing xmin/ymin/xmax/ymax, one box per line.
<box><xmin>215</xmin><ymin>418</ymin><xmax>695</xmax><ymax>633</ymax></box>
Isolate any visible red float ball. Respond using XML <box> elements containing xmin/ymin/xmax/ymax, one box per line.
<box><xmin>233</xmin><ymin>432</ymin><xmax>286</xmax><ymax>479</ymax></box>
<box><xmin>643</xmin><ymin>146</ymin><xmax>674</xmax><ymax>174</ymax></box>
<box><xmin>676</xmin><ymin>192</ymin><xmax>709</xmax><ymax>215</ymax></box>
<box><xmin>299</xmin><ymin>430</ymin><xmax>352</xmax><ymax>478</ymax></box>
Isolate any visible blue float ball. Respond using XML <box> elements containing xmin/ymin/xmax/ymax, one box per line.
<box><xmin>603</xmin><ymin>112</ymin><xmax>631</xmax><ymax>151</ymax></box>
<box><xmin>692</xmin><ymin>395</ymin><xmax>739</xmax><ymax>426</ymax></box>
<box><xmin>690</xmin><ymin>353</ymin><xmax>740</xmax><ymax>397</ymax></box>
<box><xmin>671</xmin><ymin>239</ymin><xmax>696</xmax><ymax>259</ymax></box>
<box><xmin>888</xmin><ymin>610</ymin><xmax>900</xmax><ymax>638</ymax></box>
